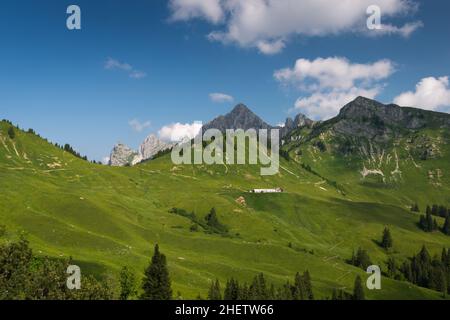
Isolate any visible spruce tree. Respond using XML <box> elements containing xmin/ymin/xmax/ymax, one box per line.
<box><xmin>353</xmin><ymin>276</ymin><xmax>365</xmax><ymax>300</ymax></box>
<box><xmin>224</xmin><ymin>278</ymin><xmax>240</xmax><ymax>300</ymax></box>
<box><xmin>387</xmin><ymin>257</ymin><xmax>397</xmax><ymax>278</ymax></box>
<box><xmin>292</xmin><ymin>272</ymin><xmax>306</xmax><ymax>300</ymax></box>
<box><xmin>303</xmin><ymin>271</ymin><xmax>314</xmax><ymax>300</ymax></box>
<box><xmin>141</xmin><ymin>244</ymin><xmax>172</xmax><ymax>300</ymax></box>
<box><xmin>7</xmin><ymin>126</ymin><xmax>15</xmax><ymax>139</ymax></box>
<box><xmin>119</xmin><ymin>266</ymin><xmax>136</xmax><ymax>300</ymax></box>
<box><xmin>443</xmin><ymin>216</ymin><xmax>450</xmax><ymax>235</ymax></box>
<box><xmin>381</xmin><ymin>227</ymin><xmax>393</xmax><ymax>249</ymax></box>
<box><xmin>207</xmin><ymin>279</ymin><xmax>222</xmax><ymax>300</ymax></box>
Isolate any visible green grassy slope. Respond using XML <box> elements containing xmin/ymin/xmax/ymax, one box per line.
<box><xmin>0</xmin><ymin>120</ymin><xmax>449</xmax><ymax>299</ymax></box>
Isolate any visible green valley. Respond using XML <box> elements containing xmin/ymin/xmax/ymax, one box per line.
<box><xmin>1</xmin><ymin>98</ymin><xmax>450</xmax><ymax>300</ymax></box>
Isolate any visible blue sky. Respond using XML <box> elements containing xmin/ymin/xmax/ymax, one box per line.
<box><xmin>0</xmin><ymin>0</ymin><xmax>449</xmax><ymax>162</ymax></box>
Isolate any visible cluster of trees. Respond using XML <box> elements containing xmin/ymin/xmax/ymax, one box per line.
<box><xmin>349</xmin><ymin>248</ymin><xmax>373</xmax><ymax>270</ymax></box>
<box><xmin>387</xmin><ymin>246</ymin><xmax>450</xmax><ymax>296</ymax></box>
<box><xmin>348</xmin><ymin>227</ymin><xmax>449</xmax><ymax>297</ymax></box>
<box><xmin>170</xmin><ymin>208</ymin><xmax>229</xmax><ymax>236</ymax></box>
<box><xmin>0</xmin><ymin>237</ymin><xmax>113</xmax><ymax>300</ymax></box>
<box><xmin>2</xmin><ymin>119</ymin><xmax>93</xmax><ymax>163</ymax></box>
<box><xmin>417</xmin><ymin>205</ymin><xmax>450</xmax><ymax>235</ymax></box>
<box><xmin>426</xmin><ymin>205</ymin><xmax>450</xmax><ymax>218</ymax></box>
<box><xmin>412</xmin><ymin>203</ymin><xmax>450</xmax><ymax>235</ymax></box>
<box><xmin>331</xmin><ymin>276</ymin><xmax>366</xmax><ymax>300</ymax></box>
<box><xmin>207</xmin><ymin>271</ymin><xmax>314</xmax><ymax>301</ymax></box>
<box><xmin>0</xmin><ymin>236</ymin><xmax>173</xmax><ymax>300</ymax></box>
<box><xmin>61</xmin><ymin>143</ymin><xmax>88</xmax><ymax>161</ymax></box>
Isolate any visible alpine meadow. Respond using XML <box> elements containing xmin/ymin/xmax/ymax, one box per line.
<box><xmin>1</xmin><ymin>0</ymin><xmax>450</xmax><ymax>304</ymax></box>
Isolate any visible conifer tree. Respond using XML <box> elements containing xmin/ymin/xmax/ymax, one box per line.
<box><xmin>381</xmin><ymin>227</ymin><xmax>393</xmax><ymax>249</ymax></box>
<box><xmin>303</xmin><ymin>270</ymin><xmax>314</xmax><ymax>300</ymax></box>
<box><xmin>141</xmin><ymin>244</ymin><xmax>172</xmax><ymax>300</ymax></box>
<box><xmin>292</xmin><ymin>272</ymin><xmax>306</xmax><ymax>300</ymax></box>
<box><xmin>353</xmin><ymin>276</ymin><xmax>365</xmax><ymax>300</ymax></box>
<box><xmin>119</xmin><ymin>266</ymin><xmax>136</xmax><ymax>300</ymax></box>
<box><xmin>207</xmin><ymin>279</ymin><xmax>222</xmax><ymax>300</ymax></box>
<box><xmin>443</xmin><ymin>216</ymin><xmax>450</xmax><ymax>235</ymax></box>
<box><xmin>224</xmin><ymin>278</ymin><xmax>240</xmax><ymax>300</ymax></box>
<box><xmin>7</xmin><ymin>126</ymin><xmax>15</xmax><ymax>139</ymax></box>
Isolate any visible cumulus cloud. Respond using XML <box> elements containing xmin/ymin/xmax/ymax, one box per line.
<box><xmin>158</xmin><ymin>122</ymin><xmax>203</xmax><ymax>142</ymax></box>
<box><xmin>129</xmin><ymin>119</ymin><xmax>152</xmax><ymax>132</ymax></box>
<box><xmin>104</xmin><ymin>58</ymin><xmax>147</xmax><ymax>79</ymax></box>
<box><xmin>294</xmin><ymin>87</ymin><xmax>380</xmax><ymax>120</ymax></box>
<box><xmin>394</xmin><ymin>76</ymin><xmax>450</xmax><ymax>110</ymax></box>
<box><xmin>169</xmin><ymin>0</ymin><xmax>421</xmax><ymax>54</ymax></box>
<box><xmin>209</xmin><ymin>92</ymin><xmax>234</xmax><ymax>103</ymax></box>
<box><xmin>275</xmin><ymin>57</ymin><xmax>395</xmax><ymax>119</ymax></box>
<box><xmin>102</xmin><ymin>157</ymin><xmax>110</xmax><ymax>165</ymax></box>
<box><xmin>169</xmin><ymin>0</ymin><xmax>224</xmax><ymax>24</ymax></box>
<box><xmin>275</xmin><ymin>57</ymin><xmax>394</xmax><ymax>90</ymax></box>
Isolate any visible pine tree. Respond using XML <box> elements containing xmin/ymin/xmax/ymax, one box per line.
<box><xmin>387</xmin><ymin>257</ymin><xmax>397</xmax><ymax>278</ymax></box>
<box><xmin>249</xmin><ymin>273</ymin><xmax>268</xmax><ymax>300</ymax></box>
<box><xmin>303</xmin><ymin>271</ymin><xmax>314</xmax><ymax>300</ymax></box>
<box><xmin>207</xmin><ymin>279</ymin><xmax>222</xmax><ymax>300</ymax></box>
<box><xmin>351</xmin><ymin>248</ymin><xmax>372</xmax><ymax>270</ymax></box>
<box><xmin>224</xmin><ymin>278</ymin><xmax>240</xmax><ymax>300</ymax></box>
<box><xmin>292</xmin><ymin>272</ymin><xmax>306</xmax><ymax>300</ymax></box>
<box><xmin>141</xmin><ymin>244</ymin><xmax>172</xmax><ymax>300</ymax></box>
<box><xmin>381</xmin><ymin>227</ymin><xmax>393</xmax><ymax>249</ymax></box>
<box><xmin>411</xmin><ymin>203</ymin><xmax>420</xmax><ymax>212</ymax></box>
<box><xmin>353</xmin><ymin>276</ymin><xmax>365</xmax><ymax>300</ymax></box>
<box><xmin>443</xmin><ymin>216</ymin><xmax>450</xmax><ymax>235</ymax></box>
<box><xmin>119</xmin><ymin>266</ymin><xmax>136</xmax><ymax>300</ymax></box>
<box><xmin>7</xmin><ymin>126</ymin><xmax>15</xmax><ymax>139</ymax></box>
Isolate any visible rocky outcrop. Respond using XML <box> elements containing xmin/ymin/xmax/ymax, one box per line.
<box><xmin>281</xmin><ymin>113</ymin><xmax>315</xmax><ymax>137</ymax></box>
<box><xmin>109</xmin><ymin>144</ymin><xmax>140</xmax><ymax>167</ymax></box>
<box><xmin>140</xmin><ymin>134</ymin><xmax>171</xmax><ymax>160</ymax></box>
<box><xmin>109</xmin><ymin>135</ymin><xmax>171</xmax><ymax>167</ymax></box>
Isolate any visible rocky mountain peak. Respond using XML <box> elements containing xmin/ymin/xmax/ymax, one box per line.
<box><xmin>109</xmin><ymin>143</ymin><xmax>139</xmax><ymax>167</ymax></box>
<box><xmin>140</xmin><ymin>134</ymin><xmax>171</xmax><ymax>160</ymax></box>
<box><xmin>202</xmin><ymin>103</ymin><xmax>272</xmax><ymax>133</ymax></box>
<box><xmin>328</xmin><ymin>96</ymin><xmax>450</xmax><ymax>142</ymax></box>
<box><xmin>281</xmin><ymin>112</ymin><xmax>314</xmax><ymax>137</ymax></box>
<box><xmin>109</xmin><ymin>135</ymin><xmax>171</xmax><ymax>167</ymax></box>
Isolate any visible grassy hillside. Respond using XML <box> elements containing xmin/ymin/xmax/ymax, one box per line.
<box><xmin>0</xmin><ymin>120</ymin><xmax>449</xmax><ymax>299</ymax></box>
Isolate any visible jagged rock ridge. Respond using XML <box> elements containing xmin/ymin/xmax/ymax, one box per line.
<box><xmin>109</xmin><ymin>135</ymin><xmax>171</xmax><ymax>167</ymax></box>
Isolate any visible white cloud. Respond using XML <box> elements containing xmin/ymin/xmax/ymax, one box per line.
<box><xmin>275</xmin><ymin>57</ymin><xmax>394</xmax><ymax>90</ymax></box>
<box><xmin>129</xmin><ymin>119</ymin><xmax>152</xmax><ymax>132</ymax></box>
<box><xmin>105</xmin><ymin>58</ymin><xmax>133</xmax><ymax>71</ymax></box>
<box><xmin>209</xmin><ymin>92</ymin><xmax>234</xmax><ymax>103</ymax></box>
<box><xmin>372</xmin><ymin>21</ymin><xmax>423</xmax><ymax>38</ymax></box>
<box><xmin>169</xmin><ymin>0</ymin><xmax>224</xmax><ymax>24</ymax></box>
<box><xmin>169</xmin><ymin>0</ymin><xmax>421</xmax><ymax>54</ymax></box>
<box><xmin>256</xmin><ymin>39</ymin><xmax>286</xmax><ymax>55</ymax></box>
<box><xmin>275</xmin><ymin>57</ymin><xmax>394</xmax><ymax>119</ymax></box>
<box><xmin>158</xmin><ymin>122</ymin><xmax>203</xmax><ymax>142</ymax></box>
<box><xmin>394</xmin><ymin>76</ymin><xmax>450</xmax><ymax>110</ymax></box>
<box><xmin>104</xmin><ymin>58</ymin><xmax>147</xmax><ymax>79</ymax></box>
<box><xmin>294</xmin><ymin>87</ymin><xmax>380</xmax><ymax>120</ymax></box>
<box><xmin>102</xmin><ymin>157</ymin><xmax>110</xmax><ymax>165</ymax></box>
